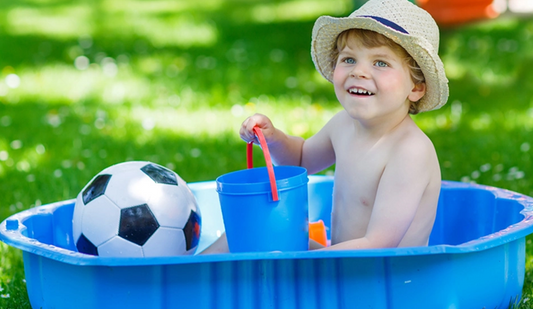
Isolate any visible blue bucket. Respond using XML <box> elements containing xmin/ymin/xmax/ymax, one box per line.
<box><xmin>216</xmin><ymin>165</ymin><xmax>309</xmax><ymax>252</ymax></box>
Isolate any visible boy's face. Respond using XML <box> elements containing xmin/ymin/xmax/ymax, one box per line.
<box><xmin>332</xmin><ymin>36</ymin><xmax>425</xmax><ymax>122</ymax></box>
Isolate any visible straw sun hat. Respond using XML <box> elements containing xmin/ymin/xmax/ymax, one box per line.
<box><xmin>311</xmin><ymin>0</ymin><xmax>449</xmax><ymax>112</ymax></box>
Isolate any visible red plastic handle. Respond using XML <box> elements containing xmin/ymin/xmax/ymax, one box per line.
<box><xmin>246</xmin><ymin>127</ymin><xmax>279</xmax><ymax>201</ymax></box>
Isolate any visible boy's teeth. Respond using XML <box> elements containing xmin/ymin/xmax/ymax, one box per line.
<box><xmin>349</xmin><ymin>88</ymin><xmax>374</xmax><ymax>95</ymax></box>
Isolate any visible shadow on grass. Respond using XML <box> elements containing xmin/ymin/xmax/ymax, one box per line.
<box><xmin>0</xmin><ymin>0</ymin><xmax>344</xmax><ymax>108</ymax></box>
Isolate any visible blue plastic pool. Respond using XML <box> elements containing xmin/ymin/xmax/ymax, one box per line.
<box><xmin>1</xmin><ymin>176</ymin><xmax>533</xmax><ymax>309</ymax></box>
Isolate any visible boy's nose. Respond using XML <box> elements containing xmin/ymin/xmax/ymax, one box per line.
<box><xmin>350</xmin><ymin>63</ymin><xmax>370</xmax><ymax>79</ymax></box>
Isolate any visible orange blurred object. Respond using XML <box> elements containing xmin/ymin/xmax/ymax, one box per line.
<box><xmin>309</xmin><ymin>220</ymin><xmax>328</xmax><ymax>247</ymax></box>
<box><xmin>417</xmin><ymin>0</ymin><xmax>499</xmax><ymax>26</ymax></box>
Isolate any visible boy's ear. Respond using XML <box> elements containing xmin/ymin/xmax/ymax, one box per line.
<box><xmin>408</xmin><ymin>82</ymin><xmax>426</xmax><ymax>102</ymax></box>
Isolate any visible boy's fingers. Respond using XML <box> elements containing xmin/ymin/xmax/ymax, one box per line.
<box><xmin>239</xmin><ymin>129</ymin><xmax>252</xmax><ymax>143</ymax></box>
<box><xmin>245</xmin><ymin>118</ymin><xmax>259</xmax><ymax>140</ymax></box>
<box><xmin>240</xmin><ymin>117</ymin><xmax>257</xmax><ymax>143</ymax></box>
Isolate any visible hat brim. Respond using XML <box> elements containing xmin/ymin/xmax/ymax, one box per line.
<box><xmin>312</xmin><ymin>15</ymin><xmax>449</xmax><ymax>113</ymax></box>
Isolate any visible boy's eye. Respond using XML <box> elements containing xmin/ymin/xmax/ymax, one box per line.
<box><xmin>343</xmin><ymin>58</ymin><xmax>355</xmax><ymax>64</ymax></box>
<box><xmin>375</xmin><ymin>61</ymin><xmax>388</xmax><ymax>67</ymax></box>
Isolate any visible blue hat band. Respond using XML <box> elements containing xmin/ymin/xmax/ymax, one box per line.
<box><xmin>359</xmin><ymin>15</ymin><xmax>409</xmax><ymax>34</ymax></box>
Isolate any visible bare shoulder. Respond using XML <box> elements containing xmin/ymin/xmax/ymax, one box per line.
<box><xmin>396</xmin><ymin>122</ymin><xmax>435</xmax><ymax>155</ymax></box>
<box><xmin>388</xmin><ymin>121</ymin><xmax>439</xmax><ymax>173</ymax></box>
<box><xmin>321</xmin><ymin>110</ymin><xmax>353</xmax><ymax>136</ymax></box>
<box><xmin>325</xmin><ymin>110</ymin><xmax>351</xmax><ymax>128</ymax></box>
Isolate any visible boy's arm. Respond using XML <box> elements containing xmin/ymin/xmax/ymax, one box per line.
<box><xmin>298</xmin><ymin>112</ymin><xmax>340</xmax><ymax>174</ymax></box>
<box><xmin>321</xmin><ymin>138</ymin><xmax>438</xmax><ymax>250</ymax></box>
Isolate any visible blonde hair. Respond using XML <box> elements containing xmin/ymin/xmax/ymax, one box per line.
<box><xmin>333</xmin><ymin>29</ymin><xmax>425</xmax><ymax>114</ymax></box>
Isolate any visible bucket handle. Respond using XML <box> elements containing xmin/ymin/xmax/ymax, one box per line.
<box><xmin>246</xmin><ymin>127</ymin><xmax>279</xmax><ymax>201</ymax></box>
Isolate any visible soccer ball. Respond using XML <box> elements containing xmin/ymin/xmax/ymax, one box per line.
<box><xmin>72</xmin><ymin>161</ymin><xmax>201</xmax><ymax>257</ymax></box>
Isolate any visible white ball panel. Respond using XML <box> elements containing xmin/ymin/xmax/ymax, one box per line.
<box><xmin>185</xmin><ymin>187</ymin><xmax>200</xmax><ymax>214</ymax></box>
<box><xmin>99</xmin><ymin>161</ymin><xmax>150</xmax><ymax>175</ymax></box>
<box><xmin>98</xmin><ymin>236</ymin><xmax>144</xmax><ymax>257</ymax></box>
<box><xmin>148</xmin><ymin>185</ymin><xmax>193</xmax><ymax>228</ymax></box>
<box><xmin>81</xmin><ymin>195</ymin><xmax>120</xmax><ymax>246</ymax></box>
<box><xmin>105</xmin><ymin>169</ymin><xmax>156</xmax><ymax>208</ymax></box>
<box><xmin>142</xmin><ymin>227</ymin><xmax>187</xmax><ymax>257</ymax></box>
<box><xmin>179</xmin><ymin>183</ymin><xmax>199</xmax><ymax>212</ymax></box>
<box><xmin>72</xmin><ymin>193</ymin><xmax>85</xmax><ymax>243</ymax></box>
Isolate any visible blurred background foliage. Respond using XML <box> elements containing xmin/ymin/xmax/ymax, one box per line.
<box><xmin>0</xmin><ymin>0</ymin><xmax>533</xmax><ymax>307</ymax></box>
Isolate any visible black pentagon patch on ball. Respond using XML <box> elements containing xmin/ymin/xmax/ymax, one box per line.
<box><xmin>183</xmin><ymin>210</ymin><xmax>201</xmax><ymax>250</ymax></box>
<box><xmin>82</xmin><ymin>174</ymin><xmax>112</xmax><ymax>205</ymax></box>
<box><xmin>76</xmin><ymin>234</ymin><xmax>99</xmax><ymax>256</ymax></box>
<box><xmin>119</xmin><ymin>204</ymin><xmax>160</xmax><ymax>246</ymax></box>
<box><xmin>141</xmin><ymin>163</ymin><xmax>178</xmax><ymax>186</ymax></box>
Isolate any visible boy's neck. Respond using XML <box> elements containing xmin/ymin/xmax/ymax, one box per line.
<box><xmin>352</xmin><ymin>112</ymin><xmax>413</xmax><ymax>140</ymax></box>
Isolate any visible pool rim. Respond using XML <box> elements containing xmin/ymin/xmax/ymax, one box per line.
<box><xmin>1</xmin><ymin>178</ymin><xmax>533</xmax><ymax>267</ymax></box>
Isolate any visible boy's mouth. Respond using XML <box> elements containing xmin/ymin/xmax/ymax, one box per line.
<box><xmin>348</xmin><ymin>87</ymin><xmax>375</xmax><ymax>96</ymax></box>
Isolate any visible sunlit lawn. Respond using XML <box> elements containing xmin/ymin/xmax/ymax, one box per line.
<box><xmin>0</xmin><ymin>0</ymin><xmax>532</xmax><ymax>308</ymax></box>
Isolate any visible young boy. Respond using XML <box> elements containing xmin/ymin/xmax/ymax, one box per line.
<box><xmin>204</xmin><ymin>0</ymin><xmax>448</xmax><ymax>253</ymax></box>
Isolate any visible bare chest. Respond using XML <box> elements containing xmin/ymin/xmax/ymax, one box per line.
<box><xmin>333</xmin><ymin>141</ymin><xmax>387</xmax><ymax>201</ymax></box>
<box><xmin>330</xmin><ymin>143</ymin><xmax>388</xmax><ymax>242</ymax></box>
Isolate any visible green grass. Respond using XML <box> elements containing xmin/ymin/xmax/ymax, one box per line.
<box><xmin>0</xmin><ymin>0</ymin><xmax>532</xmax><ymax>308</ymax></box>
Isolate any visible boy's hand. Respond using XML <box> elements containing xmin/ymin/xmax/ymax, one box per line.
<box><xmin>239</xmin><ymin>113</ymin><xmax>306</xmax><ymax>168</ymax></box>
<box><xmin>240</xmin><ymin>113</ymin><xmax>276</xmax><ymax>145</ymax></box>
